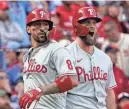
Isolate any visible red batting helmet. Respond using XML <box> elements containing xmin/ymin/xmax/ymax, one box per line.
<box><xmin>0</xmin><ymin>1</ymin><xmax>8</xmax><ymax>10</ymax></box>
<box><xmin>26</xmin><ymin>8</ymin><xmax>53</xmax><ymax>31</ymax></box>
<box><xmin>72</xmin><ymin>7</ymin><xmax>102</xmax><ymax>36</ymax></box>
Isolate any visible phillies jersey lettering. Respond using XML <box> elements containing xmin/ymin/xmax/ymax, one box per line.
<box><xmin>66</xmin><ymin>42</ymin><xmax>116</xmax><ymax>109</ymax></box>
<box><xmin>23</xmin><ymin>40</ymin><xmax>76</xmax><ymax>109</ymax></box>
<box><xmin>23</xmin><ymin>59</ymin><xmax>47</xmax><ymax>73</ymax></box>
<box><xmin>76</xmin><ymin>66</ymin><xmax>107</xmax><ymax>82</ymax></box>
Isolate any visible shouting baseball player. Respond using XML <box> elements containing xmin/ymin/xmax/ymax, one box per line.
<box><xmin>19</xmin><ymin>8</ymin><xmax>78</xmax><ymax>109</ymax></box>
<box><xmin>66</xmin><ymin>7</ymin><xmax>116</xmax><ymax>109</ymax></box>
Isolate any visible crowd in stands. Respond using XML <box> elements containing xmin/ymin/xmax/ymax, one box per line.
<box><xmin>0</xmin><ymin>1</ymin><xmax>129</xmax><ymax>109</ymax></box>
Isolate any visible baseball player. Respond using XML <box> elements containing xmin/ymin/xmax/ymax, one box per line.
<box><xmin>19</xmin><ymin>8</ymin><xmax>78</xmax><ymax>109</ymax></box>
<box><xmin>66</xmin><ymin>7</ymin><xmax>116</xmax><ymax>109</ymax></box>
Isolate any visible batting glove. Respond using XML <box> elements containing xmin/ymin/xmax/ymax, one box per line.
<box><xmin>19</xmin><ymin>88</ymin><xmax>42</xmax><ymax>109</ymax></box>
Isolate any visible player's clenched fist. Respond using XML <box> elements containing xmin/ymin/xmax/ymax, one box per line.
<box><xmin>19</xmin><ymin>88</ymin><xmax>42</xmax><ymax>109</ymax></box>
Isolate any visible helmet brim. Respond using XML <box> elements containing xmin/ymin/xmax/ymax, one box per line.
<box><xmin>27</xmin><ymin>20</ymin><xmax>53</xmax><ymax>31</ymax></box>
<box><xmin>78</xmin><ymin>17</ymin><xmax>102</xmax><ymax>23</ymax></box>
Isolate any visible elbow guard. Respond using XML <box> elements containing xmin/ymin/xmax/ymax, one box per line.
<box><xmin>55</xmin><ymin>75</ymin><xmax>73</xmax><ymax>93</ymax></box>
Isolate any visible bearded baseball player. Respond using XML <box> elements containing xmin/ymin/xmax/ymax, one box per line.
<box><xmin>66</xmin><ymin>7</ymin><xmax>116</xmax><ymax>109</ymax></box>
<box><xmin>19</xmin><ymin>8</ymin><xmax>78</xmax><ymax>109</ymax></box>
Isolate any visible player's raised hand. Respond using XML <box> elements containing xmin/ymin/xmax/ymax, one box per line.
<box><xmin>19</xmin><ymin>88</ymin><xmax>42</xmax><ymax>109</ymax></box>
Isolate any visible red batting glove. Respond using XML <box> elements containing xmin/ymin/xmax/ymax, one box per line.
<box><xmin>19</xmin><ymin>88</ymin><xmax>42</xmax><ymax>109</ymax></box>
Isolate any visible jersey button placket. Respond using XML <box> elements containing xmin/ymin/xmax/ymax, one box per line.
<box><xmin>91</xmin><ymin>56</ymin><xmax>100</xmax><ymax>107</ymax></box>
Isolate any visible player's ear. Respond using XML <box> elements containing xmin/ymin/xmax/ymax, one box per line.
<box><xmin>26</xmin><ymin>26</ymin><xmax>31</xmax><ymax>34</ymax></box>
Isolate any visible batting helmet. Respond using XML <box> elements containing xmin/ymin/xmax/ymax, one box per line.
<box><xmin>72</xmin><ymin>7</ymin><xmax>102</xmax><ymax>36</ymax></box>
<box><xmin>0</xmin><ymin>1</ymin><xmax>8</xmax><ymax>10</ymax></box>
<box><xmin>26</xmin><ymin>8</ymin><xmax>53</xmax><ymax>31</ymax></box>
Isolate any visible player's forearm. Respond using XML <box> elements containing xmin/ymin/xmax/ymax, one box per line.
<box><xmin>106</xmin><ymin>89</ymin><xmax>116</xmax><ymax>109</ymax></box>
<box><xmin>40</xmin><ymin>75</ymin><xmax>78</xmax><ymax>95</ymax></box>
<box><xmin>40</xmin><ymin>82</ymin><xmax>59</xmax><ymax>95</ymax></box>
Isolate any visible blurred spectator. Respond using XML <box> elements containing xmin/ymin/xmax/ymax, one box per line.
<box><xmin>56</xmin><ymin>1</ymin><xmax>73</xmax><ymax>34</ymax></box>
<box><xmin>0</xmin><ymin>70</ymin><xmax>11</xmax><ymax>94</ymax></box>
<box><xmin>50</xmin><ymin>12</ymin><xmax>65</xmax><ymax>41</ymax></box>
<box><xmin>4</xmin><ymin>48</ymin><xmax>27</xmax><ymax>109</ymax></box>
<box><xmin>48</xmin><ymin>0</ymin><xmax>62</xmax><ymax>11</ymax></box>
<box><xmin>0</xmin><ymin>89</ymin><xmax>12</xmax><ymax>109</ymax></box>
<box><xmin>50</xmin><ymin>11</ymin><xmax>74</xmax><ymax>41</ymax></box>
<box><xmin>8</xmin><ymin>1</ymin><xmax>32</xmax><ymax>47</ymax></box>
<box><xmin>105</xmin><ymin>45</ymin><xmax>128</xmax><ymax>100</ymax></box>
<box><xmin>5</xmin><ymin>49</ymin><xmax>18</xmax><ymax>71</ymax></box>
<box><xmin>30</xmin><ymin>1</ymin><xmax>48</xmax><ymax>10</ymax></box>
<box><xmin>97</xmin><ymin>5</ymin><xmax>107</xmax><ymax>18</ymax></box>
<box><xmin>55</xmin><ymin>1</ymin><xmax>87</xmax><ymax>40</ymax></box>
<box><xmin>5</xmin><ymin>48</ymin><xmax>27</xmax><ymax>90</ymax></box>
<box><xmin>9</xmin><ymin>48</ymin><xmax>27</xmax><ymax>97</ymax></box>
<box><xmin>0</xmin><ymin>1</ymin><xmax>24</xmax><ymax>49</ymax></box>
<box><xmin>0</xmin><ymin>49</ymin><xmax>6</xmax><ymax>70</ymax></box>
<box><xmin>86</xmin><ymin>0</ymin><xmax>107</xmax><ymax>7</ymax></box>
<box><xmin>98</xmin><ymin>2</ymin><xmax>125</xmax><ymax>39</ymax></box>
<box><xmin>102</xmin><ymin>21</ymin><xmax>129</xmax><ymax>77</ymax></box>
<box><xmin>121</xmin><ymin>1</ymin><xmax>129</xmax><ymax>33</ymax></box>
<box><xmin>117</xmin><ymin>92</ymin><xmax>129</xmax><ymax>109</ymax></box>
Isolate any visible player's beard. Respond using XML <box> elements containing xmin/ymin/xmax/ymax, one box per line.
<box><xmin>79</xmin><ymin>32</ymin><xmax>96</xmax><ymax>46</ymax></box>
<box><xmin>33</xmin><ymin>31</ymin><xmax>49</xmax><ymax>43</ymax></box>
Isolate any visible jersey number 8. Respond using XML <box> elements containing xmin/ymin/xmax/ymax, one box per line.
<box><xmin>66</xmin><ymin>60</ymin><xmax>73</xmax><ymax>70</ymax></box>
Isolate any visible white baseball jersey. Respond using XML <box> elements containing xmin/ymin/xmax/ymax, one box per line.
<box><xmin>23</xmin><ymin>40</ymin><xmax>76</xmax><ymax>109</ymax></box>
<box><xmin>66</xmin><ymin>42</ymin><xmax>116</xmax><ymax>109</ymax></box>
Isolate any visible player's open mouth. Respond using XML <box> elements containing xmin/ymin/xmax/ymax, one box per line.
<box><xmin>88</xmin><ymin>32</ymin><xmax>94</xmax><ymax>37</ymax></box>
<box><xmin>39</xmin><ymin>34</ymin><xmax>44</xmax><ymax>36</ymax></box>
<box><xmin>40</xmin><ymin>36</ymin><xmax>44</xmax><ymax>38</ymax></box>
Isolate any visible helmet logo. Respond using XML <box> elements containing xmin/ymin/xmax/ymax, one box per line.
<box><xmin>88</xmin><ymin>8</ymin><xmax>93</xmax><ymax>15</ymax></box>
<box><xmin>40</xmin><ymin>11</ymin><xmax>45</xmax><ymax>18</ymax></box>
<box><xmin>78</xmin><ymin>10</ymin><xmax>83</xmax><ymax>17</ymax></box>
